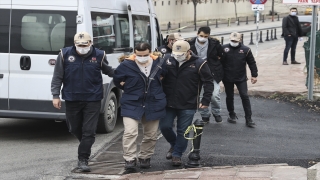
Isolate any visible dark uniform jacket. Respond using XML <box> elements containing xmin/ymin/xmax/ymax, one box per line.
<box><xmin>282</xmin><ymin>15</ymin><xmax>302</xmax><ymax>37</ymax></box>
<box><xmin>221</xmin><ymin>43</ymin><xmax>258</xmax><ymax>83</ymax></box>
<box><xmin>51</xmin><ymin>46</ymin><xmax>114</xmax><ymax>101</ymax></box>
<box><xmin>162</xmin><ymin>55</ymin><xmax>214</xmax><ymax>110</ymax></box>
<box><xmin>189</xmin><ymin>37</ymin><xmax>224</xmax><ymax>83</ymax></box>
<box><xmin>156</xmin><ymin>44</ymin><xmax>172</xmax><ymax>56</ymax></box>
<box><xmin>113</xmin><ymin>55</ymin><xmax>167</xmax><ymax>121</ymax></box>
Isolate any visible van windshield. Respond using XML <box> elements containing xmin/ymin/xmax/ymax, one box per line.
<box><xmin>91</xmin><ymin>12</ymin><xmax>130</xmax><ymax>54</ymax></box>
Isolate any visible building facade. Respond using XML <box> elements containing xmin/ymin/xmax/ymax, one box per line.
<box><xmin>153</xmin><ymin>0</ymin><xmax>304</xmax><ymax>25</ymax></box>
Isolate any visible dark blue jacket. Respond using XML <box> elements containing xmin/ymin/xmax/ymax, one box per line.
<box><xmin>61</xmin><ymin>46</ymin><xmax>104</xmax><ymax>101</ymax></box>
<box><xmin>113</xmin><ymin>55</ymin><xmax>167</xmax><ymax>121</ymax></box>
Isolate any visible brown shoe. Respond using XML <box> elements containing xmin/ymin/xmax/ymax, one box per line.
<box><xmin>291</xmin><ymin>61</ymin><xmax>301</xmax><ymax>64</ymax></box>
<box><xmin>172</xmin><ymin>156</ymin><xmax>182</xmax><ymax>166</ymax></box>
<box><xmin>283</xmin><ymin>61</ymin><xmax>289</xmax><ymax>65</ymax></box>
<box><xmin>166</xmin><ymin>148</ymin><xmax>174</xmax><ymax>160</ymax></box>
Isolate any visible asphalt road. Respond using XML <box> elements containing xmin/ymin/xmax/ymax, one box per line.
<box><xmin>139</xmin><ymin>93</ymin><xmax>320</xmax><ymax>173</ymax></box>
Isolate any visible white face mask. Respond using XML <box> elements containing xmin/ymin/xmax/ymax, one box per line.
<box><xmin>290</xmin><ymin>12</ymin><xmax>297</xmax><ymax>16</ymax></box>
<box><xmin>230</xmin><ymin>41</ymin><xmax>239</xmax><ymax>47</ymax></box>
<box><xmin>136</xmin><ymin>56</ymin><xmax>150</xmax><ymax>64</ymax></box>
<box><xmin>76</xmin><ymin>45</ymin><xmax>91</xmax><ymax>55</ymax></box>
<box><xmin>198</xmin><ymin>37</ymin><xmax>208</xmax><ymax>43</ymax></box>
<box><xmin>173</xmin><ymin>54</ymin><xmax>187</xmax><ymax>62</ymax></box>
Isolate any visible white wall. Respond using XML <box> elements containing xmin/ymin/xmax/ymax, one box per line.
<box><xmin>153</xmin><ymin>0</ymin><xmax>307</xmax><ymax>25</ymax></box>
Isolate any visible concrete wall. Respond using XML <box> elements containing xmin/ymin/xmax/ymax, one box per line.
<box><xmin>153</xmin><ymin>0</ymin><xmax>307</xmax><ymax>25</ymax></box>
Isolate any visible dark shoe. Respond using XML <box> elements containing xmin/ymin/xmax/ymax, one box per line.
<box><xmin>213</xmin><ymin>115</ymin><xmax>223</xmax><ymax>123</ymax></box>
<box><xmin>283</xmin><ymin>61</ymin><xmax>289</xmax><ymax>65</ymax></box>
<box><xmin>166</xmin><ymin>148</ymin><xmax>174</xmax><ymax>160</ymax></box>
<box><xmin>291</xmin><ymin>61</ymin><xmax>301</xmax><ymax>64</ymax></box>
<box><xmin>77</xmin><ymin>159</ymin><xmax>91</xmax><ymax>172</ymax></box>
<box><xmin>227</xmin><ymin>113</ymin><xmax>237</xmax><ymax>124</ymax></box>
<box><xmin>125</xmin><ymin>159</ymin><xmax>137</xmax><ymax>170</ymax></box>
<box><xmin>202</xmin><ymin>117</ymin><xmax>210</xmax><ymax>123</ymax></box>
<box><xmin>172</xmin><ymin>156</ymin><xmax>182</xmax><ymax>166</ymax></box>
<box><xmin>246</xmin><ymin>118</ymin><xmax>256</xmax><ymax>128</ymax></box>
<box><xmin>139</xmin><ymin>158</ymin><xmax>151</xmax><ymax>169</ymax></box>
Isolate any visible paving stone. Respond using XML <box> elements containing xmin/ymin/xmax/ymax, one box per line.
<box><xmin>237</xmin><ymin>171</ymin><xmax>272</xmax><ymax>178</ymax></box>
<box><xmin>200</xmin><ymin>168</ymin><xmax>237</xmax><ymax>176</ymax></box>
<box><xmin>164</xmin><ymin>171</ymin><xmax>202</xmax><ymax>179</ymax></box>
<box><xmin>238</xmin><ymin>165</ymin><xmax>275</xmax><ymax>172</ymax></box>
<box><xmin>199</xmin><ymin>175</ymin><xmax>235</xmax><ymax>180</ymax></box>
<box><xmin>272</xmin><ymin>166</ymin><xmax>307</xmax><ymax>180</ymax></box>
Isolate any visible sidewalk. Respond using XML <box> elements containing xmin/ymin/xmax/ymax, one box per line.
<box><xmin>163</xmin><ymin>17</ymin><xmax>283</xmax><ymax>39</ymax></box>
<box><xmin>244</xmin><ymin>40</ymin><xmax>307</xmax><ymax>97</ymax></box>
<box><xmin>118</xmin><ymin>164</ymin><xmax>307</xmax><ymax>180</ymax></box>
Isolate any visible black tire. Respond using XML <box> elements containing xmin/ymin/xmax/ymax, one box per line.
<box><xmin>97</xmin><ymin>92</ymin><xmax>118</xmax><ymax>133</ymax></box>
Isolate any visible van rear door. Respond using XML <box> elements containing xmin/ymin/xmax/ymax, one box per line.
<box><xmin>0</xmin><ymin>1</ymin><xmax>11</xmax><ymax>111</ymax></box>
<box><xmin>8</xmin><ymin>1</ymin><xmax>77</xmax><ymax>113</ymax></box>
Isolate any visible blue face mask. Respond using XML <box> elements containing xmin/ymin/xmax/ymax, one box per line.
<box><xmin>290</xmin><ymin>12</ymin><xmax>297</xmax><ymax>16</ymax></box>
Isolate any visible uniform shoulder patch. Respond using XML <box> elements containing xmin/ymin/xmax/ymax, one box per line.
<box><xmin>161</xmin><ymin>48</ymin><xmax>167</xmax><ymax>54</ymax></box>
<box><xmin>224</xmin><ymin>47</ymin><xmax>230</xmax><ymax>53</ymax></box>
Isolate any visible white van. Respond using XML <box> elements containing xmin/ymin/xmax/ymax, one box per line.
<box><xmin>0</xmin><ymin>0</ymin><xmax>164</xmax><ymax>133</ymax></box>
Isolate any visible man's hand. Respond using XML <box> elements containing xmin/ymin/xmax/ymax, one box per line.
<box><xmin>53</xmin><ymin>98</ymin><xmax>61</xmax><ymax>109</ymax></box>
<box><xmin>288</xmin><ymin>34</ymin><xmax>291</xmax><ymax>37</ymax></box>
<box><xmin>120</xmin><ymin>82</ymin><xmax>125</xmax><ymax>86</ymax></box>
<box><xmin>199</xmin><ymin>103</ymin><xmax>208</xmax><ymax>109</ymax></box>
<box><xmin>251</xmin><ymin>77</ymin><xmax>257</xmax><ymax>84</ymax></box>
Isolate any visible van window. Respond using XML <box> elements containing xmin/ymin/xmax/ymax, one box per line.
<box><xmin>154</xmin><ymin>18</ymin><xmax>162</xmax><ymax>47</ymax></box>
<box><xmin>132</xmin><ymin>15</ymin><xmax>151</xmax><ymax>46</ymax></box>
<box><xmin>10</xmin><ymin>10</ymin><xmax>77</xmax><ymax>54</ymax></box>
<box><xmin>115</xmin><ymin>14</ymin><xmax>130</xmax><ymax>50</ymax></box>
<box><xmin>91</xmin><ymin>12</ymin><xmax>116</xmax><ymax>54</ymax></box>
<box><xmin>0</xmin><ymin>9</ymin><xmax>10</xmax><ymax>53</ymax></box>
<box><xmin>91</xmin><ymin>13</ymin><xmax>131</xmax><ymax>54</ymax></box>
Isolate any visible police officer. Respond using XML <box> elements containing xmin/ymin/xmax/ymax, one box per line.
<box><xmin>221</xmin><ymin>32</ymin><xmax>258</xmax><ymax>128</ymax></box>
<box><xmin>51</xmin><ymin>32</ymin><xmax>114</xmax><ymax>172</ymax></box>
<box><xmin>157</xmin><ymin>33</ymin><xmax>183</xmax><ymax>56</ymax></box>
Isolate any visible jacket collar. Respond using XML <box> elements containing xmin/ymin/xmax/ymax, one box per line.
<box><xmin>190</xmin><ymin>37</ymin><xmax>216</xmax><ymax>56</ymax></box>
<box><xmin>123</xmin><ymin>54</ymin><xmax>159</xmax><ymax>74</ymax></box>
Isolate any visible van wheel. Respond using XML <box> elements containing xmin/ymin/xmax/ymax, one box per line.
<box><xmin>97</xmin><ymin>92</ymin><xmax>117</xmax><ymax>133</ymax></box>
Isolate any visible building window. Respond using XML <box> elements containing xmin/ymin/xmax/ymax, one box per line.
<box><xmin>181</xmin><ymin>0</ymin><xmax>183</xmax><ymax>4</ymax></box>
<box><xmin>168</xmin><ymin>1</ymin><xmax>170</xmax><ymax>5</ymax></box>
<box><xmin>154</xmin><ymin>1</ymin><xmax>156</xmax><ymax>6</ymax></box>
<box><xmin>162</xmin><ymin>1</ymin><xmax>164</xmax><ymax>6</ymax></box>
<box><xmin>176</xmin><ymin>1</ymin><xmax>178</xmax><ymax>5</ymax></box>
<box><xmin>187</xmin><ymin>0</ymin><xmax>189</xmax><ymax>4</ymax></box>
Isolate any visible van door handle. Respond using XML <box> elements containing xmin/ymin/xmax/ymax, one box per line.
<box><xmin>20</xmin><ymin>56</ymin><xmax>31</xmax><ymax>70</ymax></box>
<box><xmin>0</xmin><ymin>74</ymin><xmax>3</xmax><ymax>79</ymax></box>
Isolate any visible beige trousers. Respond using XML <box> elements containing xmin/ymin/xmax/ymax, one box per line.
<box><xmin>122</xmin><ymin>116</ymin><xmax>159</xmax><ymax>161</ymax></box>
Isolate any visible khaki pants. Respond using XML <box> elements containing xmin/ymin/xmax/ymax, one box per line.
<box><xmin>122</xmin><ymin>116</ymin><xmax>159</xmax><ymax>161</ymax></box>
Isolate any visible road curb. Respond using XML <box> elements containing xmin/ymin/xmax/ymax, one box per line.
<box><xmin>307</xmin><ymin>162</ymin><xmax>320</xmax><ymax>180</ymax></box>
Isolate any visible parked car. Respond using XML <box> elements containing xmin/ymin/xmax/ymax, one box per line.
<box><xmin>297</xmin><ymin>15</ymin><xmax>314</xmax><ymax>36</ymax></box>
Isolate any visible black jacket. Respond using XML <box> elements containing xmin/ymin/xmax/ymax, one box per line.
<box><xmin>221</xmin><ymin>43</ymin><xmax>258</xmax><ymax>82</ymax></box>
<box><xmin>189</xmin><ymin>37</ymin><xmax>224</xmax><ymax>83</ymax></box>
<box><xmin>162</xmin><ymin>55</ymin><xmax>214</xmax><ymax>109</ymax></box>
<box><xmin>156</xmin><ymin>44</ymin><xmax>172</xmax><ymax>56</ymax></box>
<box><xmin>282</xmin><ymin>15</ymin><xmax>302</xmax><ymax>37</ymax></box>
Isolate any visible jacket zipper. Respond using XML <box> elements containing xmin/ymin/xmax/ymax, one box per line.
<box><xmin>139</xmin><ymin>73</ymin><xmax>148</xmax><ymax>108</ymax></box>
<box><xmin>81</xmin><ymin>57</ymin><xmax>85</xmax><ymax>101</ymax></box>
